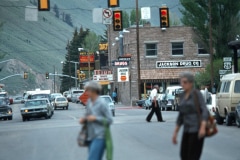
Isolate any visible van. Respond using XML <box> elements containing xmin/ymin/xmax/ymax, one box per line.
<box><xmin>216</xmin><ymin>73</ymin><xmax>240</xmax><ymax>125</ymax></box>
<box><xmin>162</xmin><ymin>86</ymin><xmax>182</xmax><ymax>111</ymax></box>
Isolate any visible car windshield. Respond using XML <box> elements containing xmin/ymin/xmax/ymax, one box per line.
<box><xmin>25</xmin><ymin>100</ymin><xmax>47</xmax><ymax>107</ymax></box>
<box><xmin>0</xmin><ymin>94</ymin><xmax>7</xmax><ymax>98</ymax></box>
<box><xmin>56</xmin><ymin>97</ymin><xmax>66</xmax><ymax>102</ymax></box>
<box><xmin>0</xmin><ymin>99</ymin><xmax>7</xmax><ymax>105</ymax></box>
<box><xmin>102</xmin><ymin>97</ymin><xmax>112</xmax><ymax>103</ymax></box>
<box><xmin>30</xmin><ymin>94</ymin><xmax>49</xmax><ymax>99</ymax></box>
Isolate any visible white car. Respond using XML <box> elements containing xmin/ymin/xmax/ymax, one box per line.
<box><xmin>100</xmin><ymin>95</ymin><xmax>115</xmax><ymax>117</ymax></box>
<box><xmin>206</xmin><ymin>94</ymin><xmax>216</xmax><ymax>116</ymax></box>
<box><xmin>52</xmin><ymin>96</ymin><xmax>69</xmax><ymax>110</ymax></box>
<box><xmin>71</xmin><ymin>90</ymin><xmax>84</xmax><ymax>103</ymax></box>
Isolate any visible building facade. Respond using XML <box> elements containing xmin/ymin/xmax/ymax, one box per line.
<box><xmin>109</xmin><ymin>25</ymin><xmax>210</xmax><ymax>105</ymax></box>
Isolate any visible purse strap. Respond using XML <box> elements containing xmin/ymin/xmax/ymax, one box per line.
<box><xmin>193</xmin><ymin>90</ymin><xmax>202</xmax><ymax>124</ymax></box>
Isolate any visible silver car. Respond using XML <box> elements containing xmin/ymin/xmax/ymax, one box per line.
<box><xmin>100</xmin><ymin>95</ymin><xmax>115</xmax><ymax>117</ymax></box>
<box><xmin>20</xmin><ymin>99</ymin><xmax>54</xmax><ymax>121</ymax></box>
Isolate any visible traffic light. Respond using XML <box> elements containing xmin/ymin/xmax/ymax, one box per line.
<box><xmin>38</xmin><ymin>0</ymin><xmax>50</xmax><ymax>11</ymax></box>
<box><xmin>113</xmin><ymin>11</ymin><xmax>123</xmax><ymax>31</ymax></box>
<box><xmin>46</xmin><ymin>72</ymin><xmax>49</xmax><ymax>79</ymax></box>
<box><xmin>23</xmin><ymin>72</ymin><xmax>28</xmax><ymax>79</ymax></box>
<box><xmin>159</xmin><ymin>7</ymin><xmax>170</xmax><ymax>28</ymax></box>
<box><xmin>108</xmin><ymin>0</ymin><xmax>119</xmax><ymax>8</ymax></box>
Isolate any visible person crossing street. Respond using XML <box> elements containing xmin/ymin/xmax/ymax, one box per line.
<box><xmin>146</xmin><ymin>85</ymin><xmax>165</xmax><ymax>122</ymax></box>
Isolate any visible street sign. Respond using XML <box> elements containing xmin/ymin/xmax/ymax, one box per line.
<box><xmin>118</xmin><ymin>68</ymin><xmax>129</xmax><ymax>82</ymax></box>
<box><xmin>103</xmin><ymin>8</ymin><xmax>112</xmax><ymax>24</ymax></box>
<box><xmin>99</xmin><ymin>43</ymin><xmax>108</xmax><ymax>51</ymax></box>
<box><xmin>219</xmin><ymin>70</ymin><xmax>228</xmax><ymax>75</ymax></box>
<box><xmin>93</xmin><ymin>74</ymin><xmax>113</xmax><ymax>81</ymax></box>
<box><xmin>93</xmin><ymin>8</ymin><xmax>103</xmax><ymax>23</ymax></box>
<box><xmin>223</xmin><ymin>61</ymin><xmax>232</xmax><ymax>70</ymax></box>
<box><xmin>112</xmin><ymin>60</ymin><xmax>129</xmax><ymax>67</ymax></box>
<box><xmin>118</xmin><ymin>57</ymin><xmax>131</xmax><ymax>61</ymax></box>
<box><xmin>141</xmin><ymin>7</ymin><xmax>151</xmax><ymax>20</ymax></box>
<box><xmin>223</xmin><ymin>57</ymin><xmax>232</xmax><ymax>62</ymax></box>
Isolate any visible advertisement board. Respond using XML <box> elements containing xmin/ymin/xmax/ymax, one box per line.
<box><xmin>117</xmin><ymin>68</ymin><xmax>129</xmax><ymax>82</ymax></box>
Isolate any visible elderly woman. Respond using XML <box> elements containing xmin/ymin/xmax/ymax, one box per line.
<box><xmin>172</xmin><ymin>72</ymin><xmax>209</xmax><ymax>160</ymax></box>
<box><xmin>80</xmin><ymin>81</ymin><xmax>113</xmax><ymax>160</ymax></box>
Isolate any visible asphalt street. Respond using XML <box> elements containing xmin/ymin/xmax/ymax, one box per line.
<box><xmin>0</xmin><ymin>103</ymin><xmax>240</xmax><ymax>160</ymax></box>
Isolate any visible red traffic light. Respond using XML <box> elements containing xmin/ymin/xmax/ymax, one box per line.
<box><xmin>159</xmin><ymin>7</ymin><xmax>170</xmax><ymax>28</ymax></box>
<box><xmin>113</xmin><ymin>11</ymin><xmax>123</xmax><ymax>31</ymax></box>
<box><xmin>161</xmin><ymin>10</ymin><xmax>167</xmax><ymax>16</ymax></box>
<box><xmin>114</xmin><ymin>13</ymin><xmax>120</xmax><ymax>18</ymax></box>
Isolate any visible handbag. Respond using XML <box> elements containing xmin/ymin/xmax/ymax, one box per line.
<box><xmin>194</xmin><ymin>90</ymin><xmax>218</xmax><ymax>137</ymax></box>
<box><xmin>103</xmin><ymin>119</ymin><xmax>113</xmax><ymax>160</ymax></box>
<box><xmin>77</xmin><ymin>122</ymin><xmax>88</xmax><ymax>147</ymax></box>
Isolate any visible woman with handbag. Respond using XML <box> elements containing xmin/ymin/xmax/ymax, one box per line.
<box><xmin>79</xmin><ymin>81</ymin><xmax>113</xmax><ymax>160</ymax></box>
<box><xmin>172</xmin><ymin>72</ymin><xmax>209</xmax><ymax>160</ymax></box>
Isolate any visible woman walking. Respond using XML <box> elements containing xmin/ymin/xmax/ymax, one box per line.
<box><xmin>80</xmin><ymin>81</ymin><xmax>113</xmax><ymax>160</ymax></box>
<box><xmin>172</xmin><ymin>72</ymin><xmax>209</xmax><ymax>160</ymax></box>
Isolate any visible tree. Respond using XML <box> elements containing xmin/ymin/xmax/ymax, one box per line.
<box><xmin>130</xmin><ymin>9</ymin><xmax>147</xmax><ymax>25</ymax></box>
<box><xmin>65</xmin><ymin>14</ymin><xmax>73</xmax><ymax>27</ymax></box>
<box><xmin>180</xmin><ymin>0</ymin><xmax>240</xmax><ymax>58</ymax></box>
<box><xmin>60</xmin><ymin>27</ymin><xmax>89</xmax><ymax>92</ymax></box>
<box><xmin>122</xmin><ymin>11</ymin><xmax>130</xmax><ymax>28</ymax></box>
<box><xmin>170</xmin><ymin>12</ymin><xmax>181</xmax><ymax>26</ymax></box>
<box><xmin>83</xmin><ymin>32</ymin><xmax>101</xmax><ymax>52</ymax></box>
<box><xmin>0</xmin><ymin>22</ymin><xmax>6</xmax><ymax>60</ymax></box>
<box><xmin>53</xmin><ymin>4</ymin><xmax>60</xmax><ymax>18</ymax></box>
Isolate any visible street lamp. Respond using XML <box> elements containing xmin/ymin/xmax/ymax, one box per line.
<box><xmin>61</xmin><ymin>61</ymin><xmax>79</xmax><ymax>88</ymax></box>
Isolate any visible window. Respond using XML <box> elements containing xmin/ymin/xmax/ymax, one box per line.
<box><xmin>198</xmin><ymin>44</ymin><xmax>208</xmax><ymax>54</ymax></box>
<box><xmin>172</xmin><ymin>42</ymin><xmax>184</xmax><ymax>55</ymax></box>
<box><xmin>223</xmin><ymin>81</ymin><xmax>231</xmax><ymax>93</ymax></box>
<box><xmin>145</xmin><ymin>43</ymin><xmax>157</xmax><ymax>57</ymax></box>
<box><xmin>234</xmin><ymin>80</ymin><xmax>240</xmax><ymax>93</ymax></box>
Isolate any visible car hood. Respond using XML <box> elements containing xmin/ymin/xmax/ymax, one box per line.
<box><xmin>21</xmin><ymin>105</ymin><xmax>47</xmax><ymax>110</ymax></box>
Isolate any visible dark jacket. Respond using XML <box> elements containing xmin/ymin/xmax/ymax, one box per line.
<box><xmin>177</xmin><ymin>90</ymin><xmax>209</xmax><ymax>133</ymax></box>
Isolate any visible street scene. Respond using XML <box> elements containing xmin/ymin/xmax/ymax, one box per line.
<box><xmin>1</xmin><ymin>0</ymin><xmax>240</xmax><ymax>160</ymax></box>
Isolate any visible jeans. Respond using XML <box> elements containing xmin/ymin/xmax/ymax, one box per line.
<box><xmin>180</xmin><ymin>132</ymin><xmax>204</xmax><ymax>160</ymax></box>
<box><xmin>88</xmin><ymin>138</ymin><xmax>105</xmax><ymax>160</ymax></box>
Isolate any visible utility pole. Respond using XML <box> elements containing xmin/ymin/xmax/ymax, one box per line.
<box><xmin>136</xmin><ymin>0</ymin><xmax>141</xmax><ymax>99</ymax></box>
<box><xmin>209</xmin><ymin>0</ymin><xmax>214</xmax><ymax>91</ymax></box>
<box><xmin>53</xmin><ymin>65</ymin><xmax>56</xmax><ymax>93</ymax></box>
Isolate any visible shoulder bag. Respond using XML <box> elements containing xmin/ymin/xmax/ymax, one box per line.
<box><xmin>77</xmin><ymin>122</ymin><xmax>88</xmax><ymax>147</ymax></box>
<box><xmin>194</xmin><ymin>90</ymin><xmax>218</xmax><ymax>137</ymax></box>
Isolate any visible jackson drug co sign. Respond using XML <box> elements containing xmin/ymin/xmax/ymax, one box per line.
<box><xmin>156</xmin><ymin>60</ymin><xmax>202</xmax><ymax>69</ymax></box>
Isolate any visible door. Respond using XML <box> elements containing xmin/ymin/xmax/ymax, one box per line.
<box><xmin>217</xmin><ymin>81</ymin><xmax>231</xmax><ymax>117</ymax></box>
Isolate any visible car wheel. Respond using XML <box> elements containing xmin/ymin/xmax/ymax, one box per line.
<box><xmin>8</xmin><ymin>116</ymin><xmax>12</xmax><ymax>120</ymax></box>
<box><xmin>22</xmin><ymin>117</ymin><xmax>26</xmax><ymax>122</ymax></box>
<box><xmin>226</xmin><ymin>114</ymin><xmax>233</xmax><ymax>126</ymax></box>
<box><xmin>215</xmin><ymin>111</ymin><xmax>224</xmax><ymax>125</ymax></box>
<box><xmin>66</xmin><ymin>106</ymin><xmax>68</xmax><ymax>110</ymax></box>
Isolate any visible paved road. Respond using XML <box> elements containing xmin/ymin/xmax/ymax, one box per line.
<box><xmin>0</xmin><ymin>103</ymin><xmax>240</xmax><ymax>160</ymax></box>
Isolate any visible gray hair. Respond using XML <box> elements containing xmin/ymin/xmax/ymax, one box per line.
<box><xmin>179</xmin><ymin>72</ymin><xmax>195</xmax><ymax>83</ymax></box>
<box><xmin>84</xmin><ymin>81</ymin><xmax>102</xmax><ymax>94</ymax></box>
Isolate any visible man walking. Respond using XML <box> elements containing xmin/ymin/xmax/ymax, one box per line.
<box><xmin>146</xmin><ymin>85</ymin><xmax>165</xmax><ymax>122</ymax></box>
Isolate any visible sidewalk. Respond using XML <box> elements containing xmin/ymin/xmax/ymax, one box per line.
<box><xmin>115</xmin><ymin>103</ymin><xmax>142</xmax><ymax>110</ymax></box>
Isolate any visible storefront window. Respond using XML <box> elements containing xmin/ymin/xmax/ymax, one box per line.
<box><xmin>172</xmin><ymin>42</ymin><xmax>184</xmax><ymax>55</ymax></box>
<box><xmin>145</xmin><ymin>43</ymin><xmax>157</xmax><ymax>57</ymax></box>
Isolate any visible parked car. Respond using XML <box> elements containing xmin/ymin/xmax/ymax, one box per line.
<box><xmin>52</xmin><ymin>96</ymin><xmax>69</xmax><ymax>110</ymax></box>
<box><xmin>20</xmin><ymin>99</ymin><xmax>53</xmax><ymax>121</ymax></box>
<box><xmin>216</xmin><ymin>73</ymin><xmax>240</xmax><ymax>126</ymax></box>
<box><xmin>100</xmin><ymin>95</ymin><xmax>115</xmax><ymax>117</ymax></box>
<box><xmin>71</xmin><ymin>90</ymin><xmax>84</xmax><ymax>103</ymax></box>
<box><xmin>67</xmin><ymin>94</ymin><xmax>72</xmax><ymax>102</ymax></box>
<box><xmin>0</xmin><ymin>98</ymin><xmax>12</xmax><ymax>120</ymax></box>
<box><xmin>174</xmin><ymin>88</ymin><xmax>184</xmax><ymax>111</ymax></box>
<box><xmin>13</xmin><ymin>96</ymin><xmax>23</xmax><ymax>104</ymax></box>
<box><xmin>206</xmin><ymin>93</ymin><xmax>216</xmax><ymax>116</ymax></box>
<box><xmin>235</xmin><ymin>103</ymin><xmax>240</xmax><ymax>128</ymax></box>
<box><xmin>0</xmin><ymin>92</ymin><xmax>10</xmax><ymax>104</ymax></box>
<box><xmin>161</xmin><ymin>94</ymin><xmax>175</xmax><ymax>111</ymax></box>
<box><xmin>136</xmin><ymin>99</ymin><xmax>146</xmax><ymax>107</ymax></box>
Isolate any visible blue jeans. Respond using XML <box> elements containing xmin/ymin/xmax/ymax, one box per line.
<box><xmin>88</xmin><ymin>138</ymin><xmax>105</xmax><ymax>160</ymax></box>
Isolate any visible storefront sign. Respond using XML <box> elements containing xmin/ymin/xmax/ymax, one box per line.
<box><xmin>79</xmin><ymin>55</ymin><xmax>95</xmax><ymax>63</ymax></box>
<box><xmin>112</xmin><ymin>60</ymin><xmax>129</xmax><ymax>67</ymax></box>
<box><xmin>93</xmin><ymin>74</ymin><xmax>113</xmax><ymax>81</ymax></box>
<box><xmin>80</xmin><ymin>63</ymin><xmax>95</xmax><ymax>71</ymax></box>
<box><xmin>118</xmin><ymin>57</ymin><xmax>131</xmax><ymax>61</ymax></box>
<box><xmin>94</xmin><ymin>70</ymin><xmax>112</xmax><ymax>75</ymax></box>
<box><xmin>117</xmin><ymin>68</ymin><xmax>129</xmax><ymax>82</ymax></box>
<box><xmin>156</xmin><ymin>60</ymin><xmax>202</xmax><ymax>69</ymax></box>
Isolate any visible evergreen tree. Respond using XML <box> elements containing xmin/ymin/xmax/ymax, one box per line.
<box><xmin>130</xmin><ymin>9</ymin><xmax>147</xmax><ymax>25</ymax></box>
<box><xmin>53</xmin><ymin>4</ymin><xmax>60</xmax><ymax>18</ymax></box>
<box><xmin>180</xmin><ymin>0</ymin><xmax>240</xmax><ymax>58</ymax></box>
<box><xmin>65</xmin><ymin>14</ymin><xmax>73</xmax><ymax>27</ymax></box>
<box><xmin>122</xmin><ymin>11</ymin><xmax>130</xmax><ymax>28</ymax></box>
<box><xmin>60</xmin><ymin>27</ymin><xmax>89</xmax><ymax>92</ymax></box>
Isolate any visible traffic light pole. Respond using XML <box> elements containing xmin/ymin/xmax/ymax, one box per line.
<box><xmin>0</xmin><ymin>74</ymin><xmax>23</xmax><ymax>81</ymax></box>
<box><xmin>136</xmin><ymin>0</ymin><xmax>141</xmax><ymax>100</ymax></box>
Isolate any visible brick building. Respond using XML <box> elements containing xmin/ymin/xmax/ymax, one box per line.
<box><xmin>109</xmin><ymin>25</ymin><xmax>210</xmax><ymax>105</ymax></box>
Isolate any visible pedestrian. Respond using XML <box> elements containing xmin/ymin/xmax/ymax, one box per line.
<box><xmin>79</xmin><ymin>81</ymin><xmax>113</xmax><ymax>160</ymax></box>
<box><xmin>112</xmin><ymin>91</ymin><xmax>117</xmax><ymax>103</ymax></box>
<box><xmin>172</xmin><ymin>72</ymin><xmax>209</xmax><ymax>160</ymax></box>
<box><xmin>146</xmin><ymin>85</ymin><xmax>165</xmax><ymax>122</ymax></box>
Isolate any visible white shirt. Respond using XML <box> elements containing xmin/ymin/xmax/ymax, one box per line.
<box><xmin>150</xmin><ymin>88</ymin><xmax>158</xmax><ymax>100</ymax></box>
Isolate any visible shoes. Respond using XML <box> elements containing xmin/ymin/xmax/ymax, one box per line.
<box><xmin>158</xmin><ymin>120</ymin><xmax>166</xmax><ymax>122</ymax></box>
<box><xmin>146</xmin><ymin>119</ymin><xmax>151</xmax><ymax>122</ymax></box>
